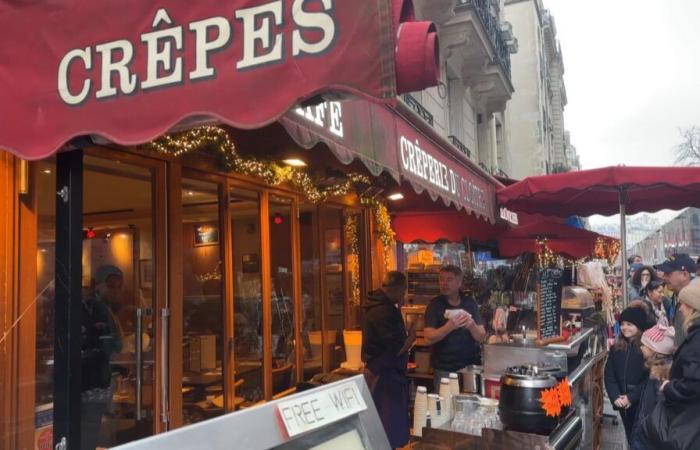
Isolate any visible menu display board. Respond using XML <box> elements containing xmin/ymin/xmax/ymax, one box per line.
<box><xmin>537</xmin><ymin>268</ymin><xmax>564</xmax><ymax>342</ymax></box>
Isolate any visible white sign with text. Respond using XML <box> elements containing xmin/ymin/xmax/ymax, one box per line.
<box><xmin>276</xmin><ymin>381</ymin><xmax>367</xmax><ymax>438</ymax></box>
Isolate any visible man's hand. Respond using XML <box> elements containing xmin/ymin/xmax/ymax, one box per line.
<box><xmin>448</xmin><ymin>313</ymin><xmax>470</xmax><ymax>329</ymax></box>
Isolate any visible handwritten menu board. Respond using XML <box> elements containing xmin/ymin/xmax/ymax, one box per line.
<box><xmin>537</xmin><ymin>268</ymin><xmax>564</xmax><ymax>341</ymax></box>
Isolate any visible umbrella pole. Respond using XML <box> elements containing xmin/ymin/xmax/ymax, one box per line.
<box><xmin>619</xmin><ymin>188</ymin><xmax>628</xmax><ymax>307</ymax></box>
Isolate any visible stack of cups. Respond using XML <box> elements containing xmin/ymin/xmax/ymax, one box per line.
<box><xmin>449</xmin><ymin>372</ymin><xmax>460</xmax><ymax>396</ymax></box>
<box><xmin>412</xmin><ymin>386</ymin><xmax>428</xmax><ymax>437</ymax></box>
<box><xmin>439</xmin><ymin>377</ymin><xmax>453</xmax><ymax>420</ymax></box>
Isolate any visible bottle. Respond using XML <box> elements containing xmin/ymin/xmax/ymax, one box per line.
<box><xmin>439</xmin><ymin>377</ymin><xmax>453</xmax><ymax>419</ymax></box>
<box><xmin>412</xmin><ymin>386</ymin><xmax>428</xmax><ymax>437</ymax></box>
<box><xmin>425</xmin><ymin>412</ymin><xmax>432</xmax><ymax>429</ymax></box>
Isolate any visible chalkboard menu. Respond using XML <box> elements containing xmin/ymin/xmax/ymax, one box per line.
<box><xmin>537</xmin><ymin>268</ymin><xmax>564</xmax><ymax>341</ymax></box>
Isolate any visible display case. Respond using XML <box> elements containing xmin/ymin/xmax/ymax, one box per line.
<box><xmin>112</xmin><ymin>375</ymin><xmax>391</xmax><ymax>450</ymax></box>
<box><xmin>407</xmin><ymin>269</ymin><xmax>440</xmax><ymax>305</ymax></box>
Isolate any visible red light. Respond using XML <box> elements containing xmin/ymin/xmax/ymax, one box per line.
<box><xmin>274</xmin><ymin>214</ymin><xmax>283</xmax><ymax>225</ymax></box>
<box><xmin>86</xmin><ymin>229</ymin><xmax>96</xmax><ymax>239</ymax></box>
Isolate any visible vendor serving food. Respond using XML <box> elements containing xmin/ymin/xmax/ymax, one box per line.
<box><xmin>424</xmin><ymin>265</ymin><xmax>487</xmax><ymax>391</ymax></box>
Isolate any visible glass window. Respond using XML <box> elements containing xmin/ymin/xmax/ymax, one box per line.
<box><xmin>269</xmin><ymin>195</ymin><xmax>295</xmax><ymax>397</ymax></box>
<box><xmin>181</xmin><ymin>178</ymin><xmax>224</xmax><ymax>424</ymax></box>
<box><xmin>230</xmin><ymin>188</ymin><xmax>264</xmax><ymax>404</ymax></box>
<box><xmin>300</xmin><ymin>204</ymin><xmax>323</xmax><ymax>380</ymax></box>
<box><xmin>321</xmin><ymin>206</ymin><xmax>345</xmax><ymax>371</ymax></box>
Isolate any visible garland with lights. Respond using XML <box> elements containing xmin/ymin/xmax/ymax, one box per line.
<box><xmin>144</xmin><ymin>126</ymin><xmax>371</xmax><ymax>203</ymax></box>
<box><xmin>144</xmin><ymin>126</ymin><xmax>397</xmax><ymax>263</ymax></box>
<box><xmin>594</xmin><ymin>237</ymin><xmax>621</xmax><ymax>266</ymax></box>
<box><xmin>536</xmin><ymin>238</ymin><xmax>557</xmax><ymax>268</ymax></box>
<box><xmin>344</xmin><ymin>214</ymin><xmax>361</xmax><ymax>307</ymax></box>
<box><xmin>362</xmin><ymin>197</ymin><xmax>396</xmax><ymax>269</ymax></box>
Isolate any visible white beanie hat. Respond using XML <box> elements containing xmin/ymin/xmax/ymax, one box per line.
<box><xmin>641</xmin><ymin>324</ymin><xmax>676</xmax><ymax>355</ymax></box>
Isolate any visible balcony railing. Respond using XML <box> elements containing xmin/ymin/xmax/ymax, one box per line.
<box><xmin>402</xmin><ymin>94</ymin><xmax>434</xmax><ymax>126</ymax></box>
<box><xmin>448</xmin><ymin>135</ymin><xmax>471</xmax><ymax>158</ymax></box>
<box><xmin>455</xmin><ymin>0</ymin><xmax>512</xmax><ymax>80</ymax></box>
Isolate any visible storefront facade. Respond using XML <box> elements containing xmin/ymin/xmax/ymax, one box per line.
<box><xmin>1</xmin><ymin>136</ymin><xmax>394</xmax><ymax>448</ymax></box>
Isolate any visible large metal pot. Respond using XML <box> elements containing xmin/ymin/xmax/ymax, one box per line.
<box><xmin>498</xmin><ymin>365</ymin><xmax>560</xmax><ymax>435</ymax></box>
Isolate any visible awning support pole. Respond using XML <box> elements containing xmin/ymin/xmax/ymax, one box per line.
<box><xmin>619</xmin><ymin>187</ymin><xmax>628</xmax><ymax>307</ymax></box>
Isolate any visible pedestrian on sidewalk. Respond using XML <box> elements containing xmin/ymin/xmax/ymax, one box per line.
<box><xmin>362</xmin><ymin>271</ymin><xmax>416</xmax><ymax>450</ymax></box>
<box><xmin>655</xmin><ymin>254</ymin><xmax>699</xmax><ymax>347</ymax></box>
<box><xmin>604</xmin><ymin>306</ymin><xmax>652</xmax><ymax>442</ymax></box>
<box><xmin>630</xmin><ymin>324</ymin><xmax>675</xmax><ymax>450</ymax></box>
<box><xmin>642</xmin><ymin>284</ymin><xmax>700</xmax><ymax>450</ymax></box>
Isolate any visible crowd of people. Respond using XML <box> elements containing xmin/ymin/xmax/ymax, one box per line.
<box><xmin>606</xmin><ymin>253</ymin><xmax>700</xmax><ymax>450</ymax></box>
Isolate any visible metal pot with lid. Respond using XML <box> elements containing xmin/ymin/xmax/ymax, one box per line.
<box><xmin>498</xmin><ymin>365</ymin><xmax>561</xmax><ymax>435</ymax></box>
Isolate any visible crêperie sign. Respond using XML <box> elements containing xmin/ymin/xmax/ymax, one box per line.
<box><xmin>537</xmin><ymin>268</ymin><xmax>563</xmax><ymax>341</ymax></box>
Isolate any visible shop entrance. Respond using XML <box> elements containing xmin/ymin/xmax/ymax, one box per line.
<box><xmin>34</xmin><ymin>149</ymin><xmax>168</xmax><ymax>449</ymax></box>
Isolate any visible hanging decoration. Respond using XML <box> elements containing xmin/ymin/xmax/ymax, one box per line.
<box><xmin>536</xmin><ymin>238</ymin><xmax>557</xmax><ymax>268</ymax></box>
<box><xmin>144</xmin><ymin>126</ymin><xmax>371</xmax><ymax>203</ymax></box>
<box><xmin>145</xmin><ymin>126</ymin><xmax>397</xmax><ymax>268</ymax></box>
<box><xmin>344</xmin><ymin>214</ymin><xmax>361</xmax><ymax>307</ymax></box>
<box><xmin>362</xmin><ymin>197</ymin><xmax>396</xmax><ymax>269</ymax></box>
<box><xmin>594</xmin><ymin>237</ymin><xmax>621</xmax><ymax>266</ymax></box>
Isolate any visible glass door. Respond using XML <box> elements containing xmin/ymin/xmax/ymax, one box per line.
<box><xmin>180</xmin><ymin>176</ymin><xmax>226</xmax><ymax>424</ymax></box>
<box><xmin>79</xmin><ymin>152</ymin><xmax>165</xmax><ymax>448</ymax></box>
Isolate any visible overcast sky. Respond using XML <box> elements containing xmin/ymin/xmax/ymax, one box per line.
<box><xmin>543</xmin><ymin>0</ymin><xmax>700</xmax><ymax>225</ymax></box>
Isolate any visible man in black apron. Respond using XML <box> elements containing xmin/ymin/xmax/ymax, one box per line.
<box><xmin>362</xmin><ymin>271</ymin><xmax>416</xmax><ymax>449</ymax></box>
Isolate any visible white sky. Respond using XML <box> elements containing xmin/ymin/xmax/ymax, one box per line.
<box><xmin>543</xmin><ymin>0</ymin><xmax>700</xmax><ymax>226</ymax></box>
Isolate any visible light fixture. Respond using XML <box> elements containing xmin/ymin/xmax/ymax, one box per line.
<box><xmin>186</xmin><ymin>191</ymin><xmax>195</xmax><ymax>196</ymax></box>
<box><xmin>42</xmin><ymin>168</ymin><xmax>52</xmax><ymax>175</ymax></box>
<box><xmin>387</xmin><ymin>192</ymin><xmax>404</xmax><ymax>201</ymax></box>
<box><xmin>273</xmin><ymin>213</ymin><xmax>283</xmax><ymax>225</ymax></box>
<box><xmin>85</xmin><ymin>228</ymin><xmax>96</xmax><ymax>239</ymax></box>
<box><xmin>282</xmin><ymin>158</ymin><xmax>307</xmax><ymax>167</ymax></box>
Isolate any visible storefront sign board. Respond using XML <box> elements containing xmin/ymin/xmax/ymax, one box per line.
<box><xmin>0</xmin><ymin>0</ymin><xmax>397</xmax><ymax>159</ymax></box>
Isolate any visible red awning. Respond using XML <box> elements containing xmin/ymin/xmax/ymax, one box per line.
<box><xmin>0</xmin><ymin>0</ymin><xmax>438</xmax><ymax>160</ymax></box>
<box><xmin>497</xmin><ymin>166</ymin><xmax>700</xmax><ymax>217</ymax></box>
<box><xmin>392</xmin><ymin>211</ymin><xmax>506</xmax><ymax>243</ymax></box>
<box><xmin>496</xmin><ymin>220</ymin><xmax>617</xmax><ymax>259</ymax></box>
<box><xmin>281</xmin><ymin>99</ymin><xmax>499</xmax><ymax>222</ymax></box>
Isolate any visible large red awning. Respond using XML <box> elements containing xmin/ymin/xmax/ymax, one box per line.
<box><xmin>391</xmin><ymin>211</ymin><xmax>506</xmax><ymax>243</ymax></box>
<box><xmin>0</xmin><ymin>0</ymin><xmax>439</xmax><ymax>160</ymax></box>
<box><xmin>496</xmin><ymin>220</ymin><xmax>616</xmax><ymax>259</ymax></box>
<box><xmin>281</xmin><ymin>99</ymin><xmax>498</xmax><ymax>222</ymax></box>
<box><xmin>497</xmin><ymin>166</ymin><xmax>700</xmax><ymax>216</ymax></box>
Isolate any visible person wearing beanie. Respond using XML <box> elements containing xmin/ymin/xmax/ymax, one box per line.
<box><xmin>655</xmin><ymin>253</ymin><xmax>699</xmax><ymax>347</ymax></box>
<box><xmin>641</xmin><ymin>286</ymin><xmax>700</xmax><ymax>449</ymax></box>
<box><xmin>632</xmin><ymin>325</ymin><xmax>675</xmax><ymax>450</ymax></box>
<box><xmin>605</xmin><ymin>306</ymin><xmax>650</xmax><ymax>443</ymax></box>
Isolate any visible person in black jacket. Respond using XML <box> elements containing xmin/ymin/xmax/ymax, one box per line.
<box><xmin>644</xmin><ymin>283</ymin><xmax>700</xmax><ymax>450</ymax></box>
<box><xmin>641</xmin><ymin>280</ymin><xmax>673</xmax><ymax>327</ymax></box>
<box><xmin>362</xmin><ymin>271</ymin><xmax>416</xmax><ymax>449</ymax></box>
<box><xmin>605</xmin><ymin>306</ymin><xmax>652</xmax><ymax>442</ymax></box>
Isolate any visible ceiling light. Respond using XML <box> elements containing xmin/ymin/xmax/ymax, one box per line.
<box><xmin>283</xmin><ymin>158</ymin><xmax>307</xmax><ymax>167</ymax></box>
<box><xmin>42</xmin><ymin>169</ymin><xmax>52</xmax><ymax>174</ymax></box>
<box><xmin>387</xmin><ymin>192</ymin><xmax>404</xmax><ymax>201</ymax></box>
<box><xmin>186</xmin><ymin>191</ymin><xmax>195</xmax><ymax>196</ymax></box>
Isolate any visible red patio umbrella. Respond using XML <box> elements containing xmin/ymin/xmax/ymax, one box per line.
<box><xmin>497</xmin><ymin>166</ymin><xmax>700</xmax><ymax>303</ymax></box>
<box><xmin>497</xmin><ymin>220</ymin><xmax>616</xmax><ymax>259</ymax></box>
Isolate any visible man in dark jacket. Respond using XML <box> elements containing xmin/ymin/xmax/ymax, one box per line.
<box><xmin>362</xmin><ymin>271</ymin><xmax>415</xmax><ymax>449</ymax></box>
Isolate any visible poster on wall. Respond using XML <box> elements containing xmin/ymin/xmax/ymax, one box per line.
<box><xmin>195</xmin><ymin>224</ymin><xmax>219</xmax><ymax>247</ymax></box>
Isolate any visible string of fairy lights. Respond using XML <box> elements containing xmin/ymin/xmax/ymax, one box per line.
<box><xmin>144</xmin><ymin>126</ymin><xmax>396</xmax><ymax>267</ymax></box>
